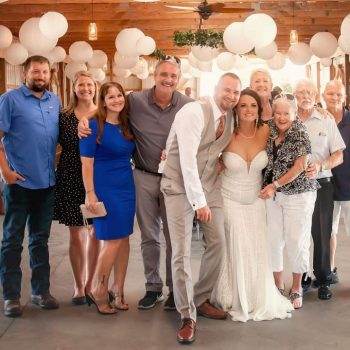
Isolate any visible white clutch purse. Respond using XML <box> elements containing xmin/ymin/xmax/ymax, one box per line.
<box><xmin>80</xmin><ymin>202</ymin><xmax>107</xmax><ymax>219</ymax></box>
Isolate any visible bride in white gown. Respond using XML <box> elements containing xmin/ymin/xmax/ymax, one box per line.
<box><xmin>211</xmin><ymin>88</ymin><xmax>293</xmax><ymax>322</ymax></box>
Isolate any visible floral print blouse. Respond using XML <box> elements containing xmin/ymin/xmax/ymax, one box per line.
<box><xmin>263</xmin><ymin>118</ymin><xmax>320</xmax><ymax>195</ymax></box>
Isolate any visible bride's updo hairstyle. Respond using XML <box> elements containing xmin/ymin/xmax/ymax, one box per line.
<box><xmin>233</xmin><ymin>88</ymin><xmax>264</xmax><ymax>131</ymax></box>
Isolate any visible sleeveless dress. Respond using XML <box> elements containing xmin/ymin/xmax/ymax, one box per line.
<box><xmin>211</xmin><ymin>150</ymin><xmax>293</xmax><ymax>322</ymax></box>
<box><xmin>79</xmin><ymin>119</ymin><xmax>135</xmax><ymax>240</ymax></box>
<box><xmin>54</xmin><ymin>111</ymin><xmax>88</xmax><ymax>227</ymax></box>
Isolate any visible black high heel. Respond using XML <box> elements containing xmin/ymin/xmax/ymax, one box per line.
<box><xmin>86</xmin><ymin>292</ymin><xmax>118</xmax><ymax>315</ymax></box>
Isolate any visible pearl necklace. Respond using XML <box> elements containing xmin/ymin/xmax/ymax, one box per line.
<box><xmin>238</xmin><ymin>124</ymin><xmax>257</xmax><ymax>139</ymax></box>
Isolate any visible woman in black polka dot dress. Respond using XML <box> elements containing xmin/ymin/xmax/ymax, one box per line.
<box><xmin>54</xmin><ymin>71</ymin><xmax>100</xmax><ymax>305</ymax></box>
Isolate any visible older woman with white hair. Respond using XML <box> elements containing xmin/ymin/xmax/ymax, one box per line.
<box><xmin>260</xmin><ymin>95</ymin><xmax>319</xmax><ymax>309</ymax></box>
<box><xmin>250</xmin><ymin>68</ymin><xmax>273</xmax><ymax>121</ymax></box>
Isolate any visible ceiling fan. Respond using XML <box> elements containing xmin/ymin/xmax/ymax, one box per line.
<box><xmin>165</xmin><ymin>1</ymin><xmax>254</xmax><ymax>21</ymax></box>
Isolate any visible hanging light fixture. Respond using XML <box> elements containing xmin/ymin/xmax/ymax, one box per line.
<box><xmin>290</xmin><ymin>1</ymin><xmax>298</xmax><ymax>44</ymax></box>
<box><xmin>88</xmin><ymin>0</ymin><xmax>97</xmax><ymax>41</ymax></box>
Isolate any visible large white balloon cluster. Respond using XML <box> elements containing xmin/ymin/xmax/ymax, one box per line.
<box><xmin>114</xmin><ymin>28</ymin><xmax>157</xmax><ymax>80</ymax></box>
<box><xmin>2</xmin><ymin>12</ymin><xmax>68</xmax><ymax>65</ymax></box>
<box><xmin>224</xmin><ymin>14</ymin><xmax>277</xmax><ymax>55</ymax></box>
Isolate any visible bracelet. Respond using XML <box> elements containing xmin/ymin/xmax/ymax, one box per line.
<box><xmin>273</xmin><ymin>180</ymin><xmax>281</xmax><ymax>189</ymax></box>
<box><xmin>86</xmin><ymin>189</ymin><xmax>94</xmax><ymax>194</ymax></box>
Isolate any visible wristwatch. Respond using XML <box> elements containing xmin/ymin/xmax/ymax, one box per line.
<box><xmin>273</xmin><ymin>180</ymin><xmax>281</xmax><ymax>189</ymax></box>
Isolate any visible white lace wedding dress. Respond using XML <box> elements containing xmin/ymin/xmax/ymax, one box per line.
<box><xmin>211</xmin><ymin>150</ymin><xmax>293</xmax><ymax>322</ymax></box>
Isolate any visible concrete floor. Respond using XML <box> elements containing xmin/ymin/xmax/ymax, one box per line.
<box><xmin>0</xmin><ymin>216</ymin><xmax>350</xmax><ymax>350</ymax></box>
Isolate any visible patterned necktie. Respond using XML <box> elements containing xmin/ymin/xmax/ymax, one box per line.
<box><xmin>215</xmin><ymin>115</ymin><xmax>225</xmax><ymax>140</ymax></box>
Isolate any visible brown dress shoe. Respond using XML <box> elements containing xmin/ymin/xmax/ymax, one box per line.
<box><xmin>197</xmin><ymin>300</ymin><xmax>227</xmax><ymax>320</ymax></box>
<box><xmin>177</xmin><ymin>318</ymin><xmax>196</xmax><ymax>344</ymax></box>
<box><xmin>31</xmin><ymin>292</ymin><xmax>59</xmax><ymax>309</ymax></box>
<box><xmin>4</xmin><ymin>299</ymin><xmax>22</xmax><ymax>317</ymax></box>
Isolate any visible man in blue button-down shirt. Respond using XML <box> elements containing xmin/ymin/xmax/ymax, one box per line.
<box><xmin>0</xmin><ymin>55</ymin><xmax>60</xmax><ymax>317</ymax></box>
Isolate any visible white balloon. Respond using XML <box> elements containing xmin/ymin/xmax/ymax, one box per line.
<box><xmin>88</xmin><ymin>50</ymin><xmax>108</xmax><ymax>68</ymax></box>
<box><xmin>130</xmin><ymin>57</ymin><xmax>148</xmax><ymax>75</ymax></box>
<box><xmin>216</xmin><ymin>52</ymin><xmax>236</xmax><ymax>71</ymax></box>
<box><xmin>137</xmin><ymin>70</ymin><xmax>150</xmax><ymax>80</ymax></box>
<box><xmin>113</xmin><ymin>66</ymin><xmax>131</xmax><ymax>78</ymax></box>
<box><xmin>235</xmin><ymin>55</ymin><xmax>249</xmax><ymax>69</ymax></box>
<box><xmin>266</xmin><ymin>52</ymin><xmax>286</xmax><ymax>70</ymax></box>
<box><xmin>69</xmin><ymin>41</ymin><xmax>93</xmax><ymax>63</ymax></box>
<box><xmin>65</xmin><ymin>61</ymin><xmax>87</xmax><ymax>80</ymax></box>
<box><xmin>341</xmin><ymin>14</ymin><xmax>350</xmax><ymax>36</ymax></box>
<box><xmin>115</xmin><ymin>28</ymin><xmax>145</xmax><ymax>57</ymax></box>
<box><xmin>19</xmin><ymin>18</ymin><xmax>57</xmax><ymax>54</ymax></box>
<box><xmin>255</xmin><ymin>41</ymin><xmax>278</xmax><ymax>60</ymax></box>
<box><xmin>4</xmin><ymin>42</ymin><xmax>28</xmax><ymax>65</ymax></box>
<box><xmin>244</xmin><ymin>14</ymin><xmax>277</xmax><ymax>48</ymax></box>
<box><xmin>50</xmin><ymin>46</ymin><xmax>66</xmax><ymax>62</ymax></box>
<box><xmin>188</xmin><ymin>52</ymin><xmax>199</xmax><ymax>68</ymax></box>
<box><xmin>89</xmin><ymin>67</ymin><xmax>106</xmax><ymax>82</ymax></box>
<box><xmin>320</xmin><ymin>57</ymin><xmax>332</xmax><ymax>67</ymax></box>
<box><xmin>197</xmin><ymin>60</ymin><xmax>213</xmax><ymax>72</ymax></box>
<box><xmin>114</xmin><ymin>52</ymin><xmax>138</xmax><ymax>69</ymax></box>
<box><xmin>0</xmin><ymin>25</ymin><xmax>12</xmax><ymax>49</ymax></box>
<box><xmin>288</xmin><ymin>43</ymin><xmax>312</xmax><ymax>65</ymax></box>
<box><xmin>36</xmin><ymin>51</ymin><xmax>55</xmax><ymax>65</ymax></box>
<box><xmin>180</xmin><ymin>58</ymin><xmax>190</xmax><ymax>73</ymax></box>
<box><xmin>136</xmin><ymin>36</ymin><xmax>156</xmax><ymax>56</ymax></box>
<box><xmin>39</xmin><ymin>12</ymin><xmax>68</xmax><ymax>39</ymax></box>
<box><xmin>191</xmin><ymin>45</ymin><xmax>218</xmax><ymax>61</ymax></box>
<box><xmin>223</xmin><ymin>22</ymin><xmax>254</xmax><ymax>54</ymax></box>
<box><xmin>338</xmin><ymin>35</ymin><xmax>350</xmax><ymax>54</ymax></box>
<box><xmin>310</xmin><ymin>32</ymin><xmax>338</xmax><ymax>58</ymax></box>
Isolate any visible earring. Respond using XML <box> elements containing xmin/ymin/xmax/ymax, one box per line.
<box><xmin>255</xmin><ymin>118</ymin><xmax>258</xmax><ymax>127</ymax></box>
<box><xmin>235</xmin><ymin>114</ymin><xmax>239</xmax><ymax>128</ymax></box>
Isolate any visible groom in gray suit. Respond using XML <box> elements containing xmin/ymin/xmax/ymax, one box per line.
<box><xmin>160</xmin><ymin>73</ymin><xmax>241</xmax><ymax>344</ymax></box>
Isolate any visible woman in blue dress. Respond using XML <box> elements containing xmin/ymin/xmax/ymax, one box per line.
<box><xmin>80</xmin><ymin>82</ymin><xmax>135</xmax><ymax>314</ymax></box>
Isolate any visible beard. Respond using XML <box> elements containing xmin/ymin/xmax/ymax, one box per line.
<box><xmin>27</xmin><ymin>80</ymin><xmax>48</xmax><ymax>92</ymax></box>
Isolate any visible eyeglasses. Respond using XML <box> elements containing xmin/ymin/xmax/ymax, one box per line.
<box><xmin>295</xmin><ymin>89</ymin><xmax>316</xmax><ymax>96</ymax></box>
<box><xmin>273</xmin><ymin>93</ymin><xmax>295</xmax><ymax>101</ymax></box>
<box><xmin>160</xmin><ymin>55</ymin><xmax>181</xmax><ymax>67</ymax></box>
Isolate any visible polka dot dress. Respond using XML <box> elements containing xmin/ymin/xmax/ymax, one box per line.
<box><xmin>54</xmin><ymin>111</ymin><xmax>89</xmax><ymax>227</ymax></box>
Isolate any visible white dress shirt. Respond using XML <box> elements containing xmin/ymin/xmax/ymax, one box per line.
<box><xmin>159</xmin><ymin>96</ymin><xmax>225</xmax><ymax>209</ymax></box>
<box><xmin>302</xmin><ymin>110</ymin><xmax>345</xmax><ymax>179</ymax></box>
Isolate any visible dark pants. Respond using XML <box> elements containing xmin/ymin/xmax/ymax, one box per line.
<box><xmin>311</xmin><ymin>181</ymin><xmax>333</xmax><ymax>285</ymax></box>
<box><xmin>0</xmin><ymin>184</ymin><xmax>55</xmax><ymax>300</ymax></box>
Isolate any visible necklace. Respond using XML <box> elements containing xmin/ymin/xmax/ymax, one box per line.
<box><xmin>238</xmin><ymin>124</ymin><xmax>257</xmax><ymax>139</ymax></box>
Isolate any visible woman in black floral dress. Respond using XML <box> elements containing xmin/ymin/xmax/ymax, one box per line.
<box><xmin>54</xmin><ymin>71</ymin><xmax>99</xmax><ymax>305</ymax></box>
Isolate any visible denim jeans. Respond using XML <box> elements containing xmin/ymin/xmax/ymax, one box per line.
<box><xmin>0</xmin><ymin>184</ymin><xmax>55</xmax><ymax>300</ymax></box>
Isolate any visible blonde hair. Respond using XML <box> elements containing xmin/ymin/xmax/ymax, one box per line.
<box><xmin>249</xmin><ymin>68</ymin><xmax>272</xmax><ymax>86</ymax></box>
<box><xmin>62</xmin><ymin>71</ymin><xmax>98</xmax><ymax>115</ymax></box>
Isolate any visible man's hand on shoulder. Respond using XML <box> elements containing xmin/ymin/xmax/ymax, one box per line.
<box><xmin>196</xmin><ymin>206</ymin><xmax>212</xmax><ymax>223</ymax></box>
<box><xmin>77</xmin><ymin>117</ymin><xmax>92</xmax><ymax>139</ymax></box>
<box><xmin>316</xmin><ymin>106</ymin><xmax>334</xmax><ymax>119</ymax></box>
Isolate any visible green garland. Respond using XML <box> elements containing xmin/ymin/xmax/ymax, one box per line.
<box><xmin>173</xmin><ymin>29</ymin><xmax>224</xmax><ymax>48</ymax></box>
<box><xmin>150</xmin><ymin>48</ymin><xmax>166</xmax><ymax>59</ymax></box>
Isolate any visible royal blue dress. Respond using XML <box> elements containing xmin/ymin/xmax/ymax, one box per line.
<box><xmin>79</xmin><ymin>119</ymin><xmax>135</xmax><ymax>240</ymax></box>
